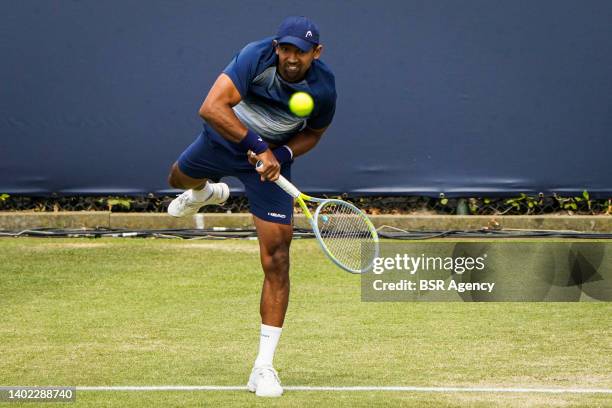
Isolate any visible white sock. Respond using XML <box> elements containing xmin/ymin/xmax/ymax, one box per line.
<box><xmin>189</xmin><ymin>182</ymin><xmax>213</xmax><ymax>201</ymax></box>
<box><xmin>254</xmin><ymin>324</ymin><xmax>282</xmax><ymax>368</ymax></box>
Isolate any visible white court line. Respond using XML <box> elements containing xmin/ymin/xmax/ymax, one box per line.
<box><xmin>76</xmin><ymin>385</ymin><xmax>612</xmax><ymax>394</ymax></box>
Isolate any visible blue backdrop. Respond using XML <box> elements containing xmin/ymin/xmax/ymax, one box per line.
<box><xmin>1</xmin><ymin>1</ymin><xmax>611</xmax><ymax>197</ymax></box>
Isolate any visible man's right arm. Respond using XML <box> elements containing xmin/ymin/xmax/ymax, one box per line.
<box><xmin>199</xmin><ymin>73</ymin><xmax>280</xmax><ymax>181</ymax></box>
<box><xmin>199</xmin><ymin>74</ymin><xmax>246</xmax><ymax>143</ymax></box>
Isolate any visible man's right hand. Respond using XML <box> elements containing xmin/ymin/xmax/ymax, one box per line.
<box><xmin>255</xmin><ymin>149</ymin><xmax>281</xmax><ymax>182</ymax></box>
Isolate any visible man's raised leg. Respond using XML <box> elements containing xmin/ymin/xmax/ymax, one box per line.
<box><xmin>167</xmin><ymin>161</ymin><xmax>229</xmax><ymax>217</ymax></box>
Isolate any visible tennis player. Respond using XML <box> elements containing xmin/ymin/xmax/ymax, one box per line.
<box><xmin>166</xmin><ymin>16</ymin><xmax>336</xmax><ymax>397</ymax></box>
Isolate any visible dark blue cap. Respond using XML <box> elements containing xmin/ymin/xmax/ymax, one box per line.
<box><xmin>275</xmin><ymin>16</ymin><xmax>320</xmax><ymax>52</ymax></box>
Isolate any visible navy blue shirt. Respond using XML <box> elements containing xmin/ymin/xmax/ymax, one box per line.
<box><xmin>206</xmin><ymin>37</ymin><xmax>336</xmax><ymax>147</ymax></box>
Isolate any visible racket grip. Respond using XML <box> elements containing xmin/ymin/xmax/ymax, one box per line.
<box><xmin>274</xmin><ymin>175</ymin><xmax>301</xmax><ymax>198</ymax></box>
<box><xmin>255</xmin><ymin>160</ymin><xmax>301</xmax><ymax>198</ymax></box>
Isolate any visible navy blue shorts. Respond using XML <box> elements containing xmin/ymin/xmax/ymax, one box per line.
<box><xmin>177</xmin><ymin>129</ymin><xmax>293</xmax><ymax>225</ymax></box>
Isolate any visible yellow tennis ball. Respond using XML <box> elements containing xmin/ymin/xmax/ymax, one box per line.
<box><xmin>289</xmin><ymin>92</ymin><xmax>314</xmax><ymax>117</ymax></box>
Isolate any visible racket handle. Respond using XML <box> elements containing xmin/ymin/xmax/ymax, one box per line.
<box><xmin>274</xmin><ymin>175</ymin><xmax>301</xmax><ymax>198</ymax></box>
<box><xmin>255</xmin><ymin>160</ymin><xmax>301</xmax><ymax>198</ymax></box>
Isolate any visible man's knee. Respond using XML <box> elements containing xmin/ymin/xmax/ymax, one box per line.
<box><xmin>255</xmin><ymin>216</ymin><xmax>293</xmax><ymax>279</ymax></box>
<box><xmin>167</xmin><ymin>163</ymin><xmax>182</xmax><ymax>189</ymax></box>
<box><xmin>261</xmin><ymin>243</ymin><xmax>290</xmax><ymax>280</ymax></box>
<box><xmin>168</xmin><ymin>162</ymin><xmax>205</xmax><ymax>190</ymax></box>
<box><xmin>263</xmin><ymin>247</ymin><xmax>289</xmax><ymax>269</ymax></box>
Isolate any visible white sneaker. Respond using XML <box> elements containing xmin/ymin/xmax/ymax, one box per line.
<box><xmin>247</xmin><ymin>365</ymin><xmax>283</xmax><ymax>397</ymax></box>
<box><xmin>167</xmin><ymin>183</ymin><xmax>229</xmax><ymax>217</ymax></box>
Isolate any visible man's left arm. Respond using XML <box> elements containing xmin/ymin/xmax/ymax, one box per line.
<box><xmin>286</xmin><ymin>126</ymin><xmax>327</xmax><ymax>158</ymax></box>
<box><xmin>248</xmin><ymin>126</ymin><xmax>327</xmax><ymax>166</ymax></box>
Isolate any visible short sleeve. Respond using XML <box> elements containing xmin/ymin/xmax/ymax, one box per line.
<box><xmin>222</xmin><ymin>43</ymin><xmax>261</xmax><ymax>98</ymax></box>
<box><xmin>307</xmin><ymin>91</ymin><xmax>337</xmax><ymax>129</ymax></box>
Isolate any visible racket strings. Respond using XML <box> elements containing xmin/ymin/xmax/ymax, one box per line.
<box><xmin>317</xmin><ymin>201</ymin><xmax>376</xmax><ymax>272</ymax></box>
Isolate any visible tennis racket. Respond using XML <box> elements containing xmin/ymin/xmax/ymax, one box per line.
<box><xmin>257</xmin><ymin>161</ymin><xmax>379</xmax><ymax>273</ymax></box>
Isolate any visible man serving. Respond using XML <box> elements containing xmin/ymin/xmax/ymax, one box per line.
<box><xmin>166</xmin><ymin>16</ymin><xmax>337</xmax><ymax>397</ymax></box>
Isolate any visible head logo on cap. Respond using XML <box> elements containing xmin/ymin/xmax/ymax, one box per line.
<box><xmin>306</xmin><ymin>31</ymin><xmax>313</xmax><ymax>38</ymax></box>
